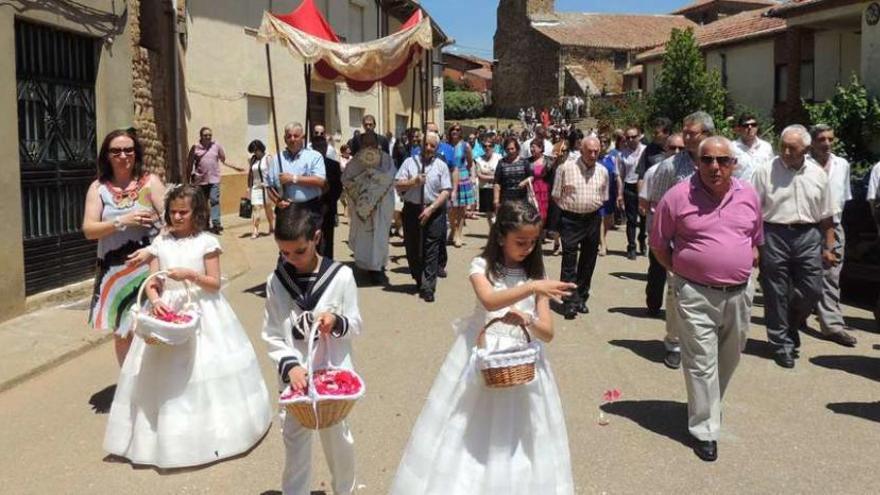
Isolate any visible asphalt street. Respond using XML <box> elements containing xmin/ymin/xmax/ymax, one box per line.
<box><xmin>1</xmin><ymin>216</ymin><xmax>877</xmax><ymax>494</ymax></box>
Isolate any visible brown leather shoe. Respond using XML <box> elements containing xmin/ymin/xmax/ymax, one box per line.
<box><xmin>826</xmin><ymin>330</ymin><xmax>857</xmax><ymax>347</ymax></box>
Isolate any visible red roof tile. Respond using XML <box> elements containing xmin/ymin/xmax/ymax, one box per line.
<box><xmin>672</xmin><ymin>0</ymin><xmax>778</xmax><ymax>15</ymax></box>
<box><xmin>533</xmin><ymin>13</ymin><xmax>697</xmax><ymax>51</ymax></box>
<box><xmin>637</xmin><ymin>7</ymin><xmax>785</xmax><ymax>61</ymax></box>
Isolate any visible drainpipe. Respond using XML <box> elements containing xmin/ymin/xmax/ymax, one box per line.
<box><xmin>170</xmin><ymin>0</ymin><xmax>183</xmax><ymax>183</ymax></box>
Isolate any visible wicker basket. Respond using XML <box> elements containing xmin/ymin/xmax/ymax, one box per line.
<box><xmin>131</xmin><ymin>270</ymin><xmax>200</xmax><ymax>346</ymax></box>
<box><xmin>279</xmin><ymin>314</ymin><xmax>365</xmax><ymax>430</ymax></box>
<box><xmin>476</xmin><ymin>316</ymin><xmax>538</xmax><ymax>388</ymax></box>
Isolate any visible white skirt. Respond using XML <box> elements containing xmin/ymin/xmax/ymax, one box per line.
<box><xmin>390</xmin><ymin>313</ymin><xmax>574</xmax><ymax>494</ymax></box>
<box><xmin>104</xmin><ymin>289</ymin><xmax>273</xmax><ymax>469</ymax></box>
<box><xmin>250</xmin><ymin>186</ymin><xmax>266</xmax><ymax>207</ymax></box>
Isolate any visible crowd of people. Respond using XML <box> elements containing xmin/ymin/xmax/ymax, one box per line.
<box><xmin>79</xmin><ymin>103</ymin><xmax>878</xmax><ymax>493</ymax></box>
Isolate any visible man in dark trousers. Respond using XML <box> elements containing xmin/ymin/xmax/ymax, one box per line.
<box><xmin>394</xmin><ymin>132</ymin><xmax>452</xmax><ymax>302</ymax></box>
<box><xmin>551</xmin><ymin>136</ymin><xmax>609</xmax><ymax>319</ymax></box>
<box><xmin>312</xmin><ymin>136</ymin><xmax>341</xmax><ymax>259</ymax></box>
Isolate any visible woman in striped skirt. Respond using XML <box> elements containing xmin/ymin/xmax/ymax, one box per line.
<box><xmin>82</xmin><ymin>129</ymin><xmax>165</xmax><ymax>366</ymax></box>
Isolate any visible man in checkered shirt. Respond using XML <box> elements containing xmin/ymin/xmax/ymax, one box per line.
<box><xmin>552</xmin><ymin>136</ymin><xmax>609</xmax><ymax>320</ymax></box>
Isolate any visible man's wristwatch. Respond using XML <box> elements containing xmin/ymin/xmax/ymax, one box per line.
<box><xmin>113</xmin><ymin>218</ymin><xmax>127</xmax><ymax>232</ymax></box>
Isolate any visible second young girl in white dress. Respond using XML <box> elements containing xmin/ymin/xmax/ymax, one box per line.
<box><xmin>104</xmin><ymin>185</ymin><xmax>272</xmax><ymax>469</ymax></box>
<box><xmin>391</xmin><ymin>201</ymin><xmax>578</xmax><ymax>494</ymax></box>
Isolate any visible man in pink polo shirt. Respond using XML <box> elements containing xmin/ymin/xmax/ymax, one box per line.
<box><xmin>650</xmin><ymin>136</ymin><xmax>763</xmax><ymax>462</ymax></box>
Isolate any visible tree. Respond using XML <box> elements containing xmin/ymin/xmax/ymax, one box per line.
<box><xmin>649</xmin><ymin>28</ymin><xmax>728</xmax><ymax>131</ymax></box>
<box><xmin>444</xmin><ymin>91</ymin><xmax>486</xmax><ymax>119</ymax></box>
<box><xmin>805</xmin><ymin>74</ymin><xmax>880</xmax><ymax>166</ymax></box>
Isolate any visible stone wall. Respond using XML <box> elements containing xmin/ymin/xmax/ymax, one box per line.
<box><xmin>130</xmin><ymin>0</ymin><xmax>171</xmax><ymax>179</ymax></box>
<box><xmin>494</xmin><ymin>2</ymin><xmax>561</xmax><ymax>117</ymax></box>
<box><xmin>561</xmin><ymin>46</ymin><xmax>627</xmax><ymax>95</ymax></box>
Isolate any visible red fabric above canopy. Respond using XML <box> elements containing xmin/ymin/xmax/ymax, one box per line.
<box><xmin>273</xmin><ymin>0</ymin><xmax>339</xmax><ymax>42</ymax></box>
<box><xmin>258</xmin><ymin>0</ymin><xmax>433</xmax><ymax>92</ymax></box>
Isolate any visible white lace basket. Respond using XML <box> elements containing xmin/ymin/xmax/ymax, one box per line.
<box><xmin>475</xmin><ymin>316</ymin><xmax>539</xmax><ymax>388</ymax></box>
<box><xmin>131</xmin><ymin>270</ymin><xmax>201</xmax><ymax>346</ymax></box>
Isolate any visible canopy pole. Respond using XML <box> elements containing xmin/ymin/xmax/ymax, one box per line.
<box><xmin>266</xmin><ymin>0</ymin><xmax>281</xmax><ymax>161</ymax></box>
<box><xmin>266</xmin><ymin>44</ymin><xmax>281</xmax><ymax>161</ymax></box>
<box><xmin>409</xmin><ymin>63</ymin><xmax>417</xmax><ymax>131</ymax></box>
<box><xmin>304</xmin><ymin>63</ymin><xmax>312</xmax><ymax>146</ymax></box>
<box><xmin>421</xmin><ymin>49</ymin><xmax>428</xmax><ymax>131</ymax></box>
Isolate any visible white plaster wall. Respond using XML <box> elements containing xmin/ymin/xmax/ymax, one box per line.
<box><xmin>706</xmin><ymin>40</ymin><xmax>775</xmax><ymax>118</ymax></box>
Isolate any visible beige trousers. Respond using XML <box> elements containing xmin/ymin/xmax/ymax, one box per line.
<box><xmin>672</xmin><ymin>276</ymin><xmax>752</xmax><ymax>441</ymax></box>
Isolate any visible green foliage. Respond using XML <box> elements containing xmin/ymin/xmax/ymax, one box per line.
<box><xmin>445</xmin><ymin>91</ymin><xmax>486</xmax><ymax>119</ymax></box>
<box><xmin>649</xmin><ymin>28</ymin><xmax>728</xmax><ymax>131</ymax></box>
<box><xmin>591</xmin><ymin>93</ymin><xmax>651</xmax><ymax>133</ymax></box>
<box><xmin>444</xmin><ymin>76</ymin><xmax>469</xmax><ymax>92</ymax></box>
<box><xmin>805</xmin><ymin>75</ymin><xmax>880</xmax><ymax>163</ymax></box>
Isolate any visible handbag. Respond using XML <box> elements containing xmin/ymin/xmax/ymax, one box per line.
<box><xmin>239</xmin><ymin>197</ymin><xmax>253</xmax><ymax>218</ymax></box>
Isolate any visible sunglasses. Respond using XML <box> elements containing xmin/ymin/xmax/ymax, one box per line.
<box><xmin>742</xmin><ymin>122</ymin><xmax>758</xmax><ymax>128</ymax></box>
<box><xmin>625</xmin><ymin>135</ymin><xmax>639</xmax><ymax>139</ymax></box>
<box><xmin>109</xmin><ymin>147</ymin><xmax>136</xmax><ymax>157</ymax></box>
<box><xmin>668</xmin><ymin>146</ymin><xmax>685</xmax><ymax>152</ymax></box>
<box><xmin>700</xmin><ymin>155</ymin><xmax>733</xmax><ymax>166</ymax></box>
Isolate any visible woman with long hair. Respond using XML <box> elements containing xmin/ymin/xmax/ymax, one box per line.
<box><xmin>545</xmin><ymin>140</ymin><xmax>569</xmax><ymax>255</ymax></box>
<box><xmin>82</xmin><ymin>129</ymin><xmax>165</xmax><ymax>366</ymax></box>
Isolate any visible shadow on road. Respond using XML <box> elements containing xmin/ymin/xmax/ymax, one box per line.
<box><xmin>609</xmin><ymin>272</ymin><xmax>648</xmax><ymax>282</ymax></box>
<box><xmin>607</xmin><ymin>307</ymin><xmax>663</xmax><ymax>320</ymax></box>
<box><xmin>826</xmin><ymin>401</ymin><xmax>880</xmax><ymax>423</ymax></box>
<box><xmin>608</xmin><ymin>339</ymin><xmax>666</xmax><ymax>364</ymax></box>
<box><xmin>600</xmin><ymin>400</ymin><xmax>690</xmax><ymax>447</ymax></box>
<box><xmin>810</xmin><ymin>355</ymin><xmax>880</xmax><ymax>382</ymax></box>
<box><xmin>844</xmin><ymin>315</ymin><xmax>878</xmax><ymax>333</ymax></box>
<box><xmin>243</xmin><ymin>283</ymin><xmax>268</xmax><ymax>298</ymax></box>
<box><xmin>89</xmin><ymin>384</ymin><xmax>116</xmax><ymax>414</ymax></box>
<box><xmin>742</xmin><ymin>338</ymin><xmax>775</xmax><ymax>360</ymax></box>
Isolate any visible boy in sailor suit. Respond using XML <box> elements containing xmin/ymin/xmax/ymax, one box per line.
<box><xmin>262</xmin><ymin>206</ymin><xmax>362</xmax><ymax>495</ymax></box>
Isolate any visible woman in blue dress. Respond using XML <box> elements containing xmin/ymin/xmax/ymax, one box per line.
<box><xmin>447</xmin><ymin>124</ymin><xmax>476</xmax><ymax>248</ymax></box>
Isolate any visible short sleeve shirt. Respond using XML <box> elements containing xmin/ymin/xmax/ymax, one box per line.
<box><xmin>494</xmin><ymin>158</ymin><xmax>533</xmax><ymax>202</ymax></box>
<box><xmin>395</xmin><ymin>155</ymin><xmax>452</xmax><ymax>204</ymax></box>
<box><xmin>868</xmin><ymin>161</ymin><xmax>880</xmax><ymax>201</ymax></box>
<box><xmin>267</xmin><ymin>148</ymin><xmax>326</xmax><ymax>203</ymax></box>
<box><xmin>190</xmin><ymin>141</ymin><xmax>226</xmax><ymax>185</ymax></box>
<box><xmin>750</xmin><ymin>157</ymin><xmax>836</xmax><ymax>224</ymax></box>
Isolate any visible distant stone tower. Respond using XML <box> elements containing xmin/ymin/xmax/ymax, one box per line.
<box><xmin>494</xmin><ymin>0</ymin><xmax>560</xmax><ymax>117</ymax></box>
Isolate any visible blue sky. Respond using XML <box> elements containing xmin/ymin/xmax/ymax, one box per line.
<box><xmin>421</xmin><ymin>0</ymin><xmax>688</xmax><ymax>59</ymax></box>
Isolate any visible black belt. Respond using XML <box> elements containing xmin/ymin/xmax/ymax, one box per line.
<box><xmin>682</xmin><ymin>277</ymin><xmax>748</xmax><ymax>293</ymax></box>
<box><xmin>561</xmin><ymin>209</ymin><xmax>599</xmax><ymax>220</ymax></box>
<box><xmin>765</xmin><ymin>222</ymin><xmax>818</xmax><ymax>230</ymax></box>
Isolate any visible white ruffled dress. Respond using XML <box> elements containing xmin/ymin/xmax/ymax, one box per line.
<box><xmin>390</xmin><ymin>257</ymin><xmax>574</xmax><ymax>494</ymax></box>
<box><xmin>103</xmin><ymin>232</ymin><xmax>272</xmax><ymax>468</ymax></box>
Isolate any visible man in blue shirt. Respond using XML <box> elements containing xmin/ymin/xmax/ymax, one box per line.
<box><xmin>267</xmin><ymin>122</ymin><xmax>327</xmax><ymax>219</ymax></box>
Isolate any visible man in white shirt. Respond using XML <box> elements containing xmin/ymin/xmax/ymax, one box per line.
<box><xmin>620</xmin><ymin>125</ymin><xmax>647</xmax><ymax>259</ymax></box>
<box><xmin>867</xmin><ymin>161</ymin><xmax>880</xmax><ymax>230</ymax></box>
<box><xmin>809</xmin><ymin>125</ymin><xmax>857</xmax><ymax>347</ymax></box>
<box><xmin>733</xmin><ymin>114</ymin><xmax>773</xmax><ymax>181</ymax></box>
<box><xmin>752</xmin><ymin>125</ymin><xmax>839</xmax><ymax>368</ymax></box>
<box><xmin>519</xmin><ymin>125</ymin><xmax>553</xmax><ymax>159</ymax></box>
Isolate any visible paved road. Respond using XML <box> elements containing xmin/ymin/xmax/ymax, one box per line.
<box><xmin>1</xmin><ymin>217</ymin><xmax>878</xmax><ymax>494</ymax></box>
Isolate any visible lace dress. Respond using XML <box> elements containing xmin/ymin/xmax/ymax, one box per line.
<box><xmin>103</xmin><ymin>232</ymin><xmax>272</xmax><ymax>468</ymax></box>
<box><xmin>390</xmin><ymin>257</ymin><xmax>574</xmax><ymax>494</ymax></box>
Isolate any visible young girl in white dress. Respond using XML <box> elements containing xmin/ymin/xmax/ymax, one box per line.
<box><xmin>391</xmin><ymin>201</ymin><xmax>578</xmax><ymax>494</ymax></box>
<box><xmin>104</xmin><ymin>185</ymin><xmax>272</xmax><ymax>469</ymax></box>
